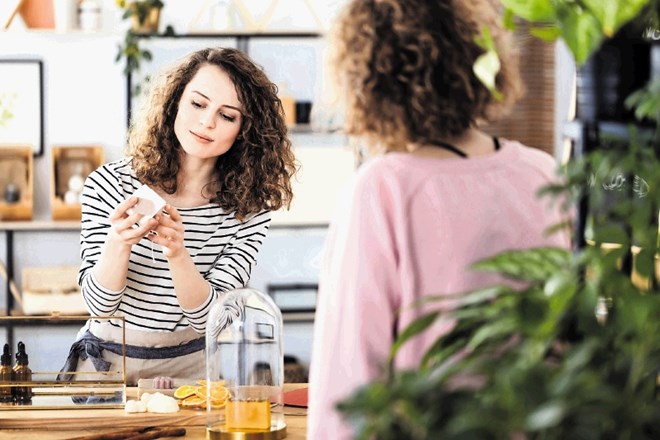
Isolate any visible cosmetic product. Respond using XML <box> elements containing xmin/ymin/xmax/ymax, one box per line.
<box><xmin>3</xmin><ymin>183</ymin><xmax>20</xmax><ymax>203</ymax></box>
<box><xmin>12</xmin><ymin>341</ymin><xmax>32</xmax><ymax>404</ymax></box>
<box><xmin>0</xmin><ymin>344</ymin><xmax>13</xmax><ymax>403</ymax></box>
<box><xmin>79</xmin><ymin>0</ymin><xmax>102</xmax><ymax>32</ymax></box>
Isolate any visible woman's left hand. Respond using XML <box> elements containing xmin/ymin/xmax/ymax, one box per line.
<box><xmin>149</xmin><ymin>204</ymin><xmax>186</xmax><ymax>259</ymax></box>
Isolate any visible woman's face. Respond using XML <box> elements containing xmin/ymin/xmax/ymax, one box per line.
<box><xmin>174</xmin><ymin>64</ymin><xmax>243</xmax><ymax>160</ymax></box>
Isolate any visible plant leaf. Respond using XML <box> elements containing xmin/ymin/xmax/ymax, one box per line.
<box><xmin>390</xmin><ymin>311</ymin><xmax>439</xmax><ymax>362</ymax></box>
<box><xmin>467</xmin><ymin>319</ymin><xmax>516</xmax><ymax>351</ymax></box>
<box><xmin>529</xmin><ymin>24</ymin><xmax>561</xmax><ymax>41</ymax></box>
<box><xmin>473</xmin><ymin>50</ymin><xmax>503</xmax><ymax>101</ymax></box>
<box><xmin>525</xmin><ymin>401</ymin><xmax>566</xmax><ymax>430</ymax></box>
<box><xmin>558</xmin><ymin>6</ymin><xmax>604</xmax><ymax>65</ymax></box>
<box><xmin>473</xmin><ymin>26</ymin><xmax>504</xmax><ymax>100</ymax></box>
<box><xmin>500</xmin><ymin>0</ymin><xmax>555</xmax><ymax>22</ymax></box>
<box><xmin>581</xmin><ymin>0</ymin><xmax>649</xmax><ymax>37</ymax></box>
<box><xmin>472</xmin><ymin>247</ymin><xmax>571</xmax><ymax>282</ymax></box>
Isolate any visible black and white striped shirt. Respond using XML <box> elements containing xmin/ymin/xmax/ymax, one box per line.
<box><xmin>78</xmin><ymin>158</ymin><xmax>271</xmax><ymax>334</ymax></box>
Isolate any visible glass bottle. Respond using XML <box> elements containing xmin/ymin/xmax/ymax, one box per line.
<box><xmin>12</xmin><ymin>341</ymin><xmax>32</xmax><ymax>404</ymax></box>
<box><xmin>0</xmin><ymin>344</ymin><xmax>13</xmax><ymax>403</ymax></box>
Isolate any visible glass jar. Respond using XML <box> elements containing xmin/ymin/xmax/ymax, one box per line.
<box><xmin>206</xmin><ymin>288</ymin><xmax>286</xmax><ymax>439</ymax></box>
<box><xmin>78</xmin><ymin>0</ymin><xmax>101</xmax><ymax>32</ymax></box>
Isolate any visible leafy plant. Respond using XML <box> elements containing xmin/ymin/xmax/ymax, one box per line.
<box><xmin>114</xmin><ymin>0</ymin><xmax>172</xmax><ymax>94</ymax></box>
<box><xmin>338</xmin><ymin>1</ymin><xmax>660</xmax><ymax>438</ymax></box>
<box><xmin>625</xmin><ymin>77</ymin><xmax>660</xmax><ymax>127</ymax></box>
<box><xmin>115</xmin><ymin>29</ymin><xmax>152</xmax><ymax>77</ymax></box>
<box><xmin>117</xmin><ymin>0</ymin><xmax>164</xmax><ymax>27</ymax></box>
<box><xmin>499</xmin><ymin>0</ymin><xmax>657</xmax><ymax>64</ymax></box>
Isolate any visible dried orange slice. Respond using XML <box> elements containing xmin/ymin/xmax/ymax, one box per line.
<box><xmin>174</xmin><ymin>380</ymin><xmax>229</xmax><ymax>411</ymax></box>
<box><xmin>209</xmin><ymin>386</ymin><xmax>230</xmax><ymax>402</ymax></box>
<box><xmin>194</xmin><ymin>386</ymin><xmax>207</xmax><ymax>400</ymax></box>
<box><xmin>181</xmin><ymin>395</ymin><xmax>207</xmax><ymax>408</ymax></box>
<box><xmin>209</xmin><ymin>398</ymin><xmax>227</xmax><ymax>409</ymax></box>
<box><xmin>194</xmin><ymin>384</ymin><xmax>230</xmax><ymax>400</ymax></box>
<box><xmin>173</xmin><ymin>385</ymin><xmax>197</xmax><ymax>400</ymax></box>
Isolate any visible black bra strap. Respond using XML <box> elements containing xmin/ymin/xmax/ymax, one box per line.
<box><xmin>432</xmin><ymin>140</ymin><xmax>468</xmax><ymax>158</ymax></box>
<box><xmin>430</xmin><ymin>136</ymin><xmax>500</xmax><ymax>158</ymax></box>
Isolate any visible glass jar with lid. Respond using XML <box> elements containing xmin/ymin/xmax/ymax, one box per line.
<box><xmin>206</xmin><ymin>288</ymin><xmax>286</xmax><ymax>439</ymax></box>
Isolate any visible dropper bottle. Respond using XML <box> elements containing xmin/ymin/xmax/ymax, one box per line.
<box><xmin>12</xmin><ymin>341</ymin><xmax>32</xmax><ymax>404</ymax></box>
<box><xmin>0</xmin><ymin>344</ymin><xmax>12</xmax><ymax>403</ymax></box>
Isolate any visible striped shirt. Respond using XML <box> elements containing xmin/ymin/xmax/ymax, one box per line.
<box><xmin>78</xmin><ymin>158</ymin><xmax>271</xmax><ymax>334</ymax></box>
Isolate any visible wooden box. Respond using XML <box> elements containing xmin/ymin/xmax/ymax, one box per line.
<box><xmin>0</xmin><ymin>146</ymin><xmax>33</xmax><ymax>221</ymax></box>
<box><xmin>50</xmin><ymin>145</ymin><xmax>104</xmax><ymax>220</ymax></box>
<box><xmin>21</xmin><ymin>266</ymin><xmax>87</xmax><ymax>315</ymax></box>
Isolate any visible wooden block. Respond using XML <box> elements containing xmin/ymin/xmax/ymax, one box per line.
<box><xmin>50</xmin><ymin>145</ymin><xmax>104</xmax><ymax>221</ymax></box>
<box><xmin>0</xmin><ymin>145</ymin><xmax>33</xmax><ymax>221</ymax></box>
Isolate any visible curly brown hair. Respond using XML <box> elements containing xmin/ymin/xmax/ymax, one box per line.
<box><xmin>329</xmin><ymin>0</ymin><xmax>523</xmax><ymax>153</ymax></box>
<box><xmin>126</xmin><ymin>47</ymin><xmax>297</xmax><ymax>220</ymax></box>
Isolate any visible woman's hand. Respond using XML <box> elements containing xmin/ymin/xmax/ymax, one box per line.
<box><xmin>149</xmin><ymin>204</ymin><xmax>186</xmax><ymax>259</ymax></box>
<box><xmin>108</xmin><ymin>196</ymin><xmax>158</xmax><ymax>248</ymax></box>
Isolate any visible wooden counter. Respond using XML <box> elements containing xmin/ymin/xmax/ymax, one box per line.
<box><xmin>0</xmin><ymin>384</ymin><xmax>308</xmax><ymax>439</ymax></box>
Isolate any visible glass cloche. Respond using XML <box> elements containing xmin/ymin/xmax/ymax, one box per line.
<box><xmin>206</xmin><ymin>288</ymin><xmax>286</xmax><ymax>439</ymax></box>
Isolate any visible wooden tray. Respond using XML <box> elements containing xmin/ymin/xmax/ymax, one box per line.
<box><xmin>0</xmin><ymin>406</ymin><xmax>207</xmax><ymax>430</ymax></box>
<box><xmin>0</xmin><ymin>383</ymin><xmax>308</xmax><ymax>430</ymax></box>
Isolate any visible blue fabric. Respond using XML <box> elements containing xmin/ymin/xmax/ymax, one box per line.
<box><xmin>57</xmin><ymin>330</ymin><xmax>205</xmax><ymax>382</ymax></box>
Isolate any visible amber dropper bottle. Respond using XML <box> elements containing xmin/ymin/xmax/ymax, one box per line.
<box><xmin>0</xmin><ymin>344</ymin><xmax>13</xmax><ymax>403</ymax></box>
<box><xmin>13</xmin><ymin>341</ymin><xmax>32</xmax><ymax>404</ymax></box>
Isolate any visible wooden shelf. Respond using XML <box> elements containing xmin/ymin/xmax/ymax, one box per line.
<box><xmin>0</xmin><ymin>315</ymin><xmax>89</xmax><ymax>326</ymax></box>
<box><xmin>145</xmin><ymin>31</ymin><xmax>324</xmax><ymax>38</ymax></box>
<box><xmin>0</xmin><ymin>220</ymin><xmax>80</xmax><ymax>231</ymax></box>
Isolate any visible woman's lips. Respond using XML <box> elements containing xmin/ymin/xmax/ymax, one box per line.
<box><xmin>190</xmin><ymin>130</ymin><xmax>213</xmax><ymax>142</ymax></box>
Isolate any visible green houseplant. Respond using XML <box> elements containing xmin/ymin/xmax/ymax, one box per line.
<box><xmin>337</xmin><ymin>1</ymin><xmax>660</xmax><ymax>439</ymax></box>
<box><xmin>114</xmin><ymin>0</ymin><xmax>173</xmax><ymax>90</ymax></box>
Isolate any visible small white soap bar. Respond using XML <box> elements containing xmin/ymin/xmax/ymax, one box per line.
<box><xmin>146</xmin><ymin>392</ymin><xmax>179</xmax><ymax>414</ymax></box>
<box><xmin>125</xmin><ymin>399</ymin><xmax>147</xmax><ymax>413</ymax></box>
<box><xmin>126</xmin><ymin>184</ymin><xmax>166</xmax><ymax>226</ymax></box>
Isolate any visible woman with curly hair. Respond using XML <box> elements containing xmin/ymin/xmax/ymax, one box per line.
<box><xmin>307</xmin><ymin>0</ymin><xmax>571</xmax><ymax>437</ymax></box>
<box><xmin>59</xmin><ymin>47</ymin><xmax>296</xmax><ymax>386</ymax></box>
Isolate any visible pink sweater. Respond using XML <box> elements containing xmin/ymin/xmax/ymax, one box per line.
<box><xmin>307</xmin><ymin>139</ymin><xmax>571</xmax><ymax>439</ymax></box>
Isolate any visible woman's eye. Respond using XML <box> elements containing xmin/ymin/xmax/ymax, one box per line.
<box><xmin>191</xmin><ymin>100</ymin><xmax>203</xmax><ymax>108</ymax></box>
<box><xmin>221</xmin><ymin>113</ymin><xmax>236</xmax><ymax>122</ymax></box>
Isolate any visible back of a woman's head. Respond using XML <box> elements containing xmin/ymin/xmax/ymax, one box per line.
<box><xmin>329</xmin><ymin>0</ymin><xmax>522</xmax><ymax>153</ymax></box>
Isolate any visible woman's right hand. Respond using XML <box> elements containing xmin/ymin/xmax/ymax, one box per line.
<box><xmin>107</xmin><ymin>196</ymin><xmax>159</xmax><ymax>247</ymax></box>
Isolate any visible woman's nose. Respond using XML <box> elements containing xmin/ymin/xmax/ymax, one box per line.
<box><xmin>199</xmin><ymin>111</ymin><xmax>216</xmax><ymax>128</ymax></box>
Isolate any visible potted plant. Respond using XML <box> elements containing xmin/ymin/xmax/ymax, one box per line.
<box><xmin>338</xmin><ymin>1</ymin><xmax>660</xmax><ymax>438</ymax></box>
<box><xmin>116</xmin><ymin>0</ymin><xmax>163</xmax><ymax>33</ymax></box>
<box><xmin>114</xmin><ymin>0</ymin><xmax>172</xmax><ymax>87</ymax></box>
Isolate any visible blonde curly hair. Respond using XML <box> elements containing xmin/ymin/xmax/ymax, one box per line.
<box><xmin>126</xmin><ymin>47</ymin><xmax>297</xmax><ymax>220</ymax></box>
<box><xmin>328</xmin><ymin>0</ymin><xmax>523</xmax><ymax>154</ymax></box>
